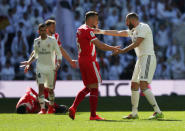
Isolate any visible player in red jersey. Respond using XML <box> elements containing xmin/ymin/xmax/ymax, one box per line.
<box><xmin>21</xmin><ymin>20</ymin><xmax>77</xmax><ymax>114</ymax></box>
<box><xmin>68</xmin><ymin>11</ymin><xmax>122</xmax><ymax>120</ymax></box>
<box><xmin>16</xmin><ymin>87</ymin><xmax>68</xmax><ymax>114</ymax></box>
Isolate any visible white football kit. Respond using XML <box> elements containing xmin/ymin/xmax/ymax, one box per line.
<box><xmin>33</xmin><ymin>36</ymin><xmax>62</xmax><ymax>88</ymax></box>
<box><xmin>129</xmin><ymin>23</ymin><xmax>156</xmax><ymax>83</ymax></box>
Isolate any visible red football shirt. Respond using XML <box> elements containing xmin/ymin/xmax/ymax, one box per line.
<box><xmin>77</xmin><ymin>24</ymin><xmax>97</xmax><ymax>61</ymax></box>
<box><xmin>53</xmin><ymin>33</ymin><xmax>62</xmax><ymax>46</ymax></box>
<box><xmin>16</xmin><ymin>87</ymin><xmax>39</xmax><ymax>113</ymax></box>
<box><xmin>16</xmin><ymin>87</ymin><xmax>59</xmax><ymax>113</ymax></box>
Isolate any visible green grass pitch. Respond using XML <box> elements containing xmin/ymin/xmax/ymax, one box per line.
<box><xmin>0</xmin><ymin>111</ymin><xmax>184</xmax><ymax>131</ymax></box>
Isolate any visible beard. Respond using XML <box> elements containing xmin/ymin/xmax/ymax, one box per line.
<box><xmin>128</xmin><ymin>23</ymin><xmax>134</xmax><ymax>30</ymax></box>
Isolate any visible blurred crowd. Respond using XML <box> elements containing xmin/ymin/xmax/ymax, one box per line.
<box><xmin>0</xmin><ymin>0</ymin><xmax>185</xmax><ymax>80</ymax></box>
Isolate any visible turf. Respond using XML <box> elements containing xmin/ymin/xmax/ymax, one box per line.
<box><xmin>0</xmin><ymin>111</ymin><xmax>184</xmax><ymax>131</ymax></box>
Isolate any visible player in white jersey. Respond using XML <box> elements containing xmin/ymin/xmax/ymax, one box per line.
<box><xmin>21</xmin><ymin>20</ymin><xmax>77</xmax><ymax>114</ymax></box>
<box><xmin>21</xmin><ymin>23</ymin><xmax>62</xmax><ymax>114</ymax></box>
<box><xmin>94</xmin><ymin>13</ymin><xmax>164</xmax><ymax>120</ymax></box>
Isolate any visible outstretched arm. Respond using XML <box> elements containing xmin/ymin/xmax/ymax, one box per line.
<box><xmin>59</xmin><ymin>46</ymin><xmax>77</xmax><ymax>68</ymax></box>
<box><xmin>92</xmin><ymin>39</ymin><xmax>121</xmax><ymax>53</ymax></box>
<box><xmin>113</xmin><ymin>37</ymin><xmax>144</xmax><ymax>55</ymax></box>
<box><xmin>20</xmin><ymin>51</ymin><xmax>36</xmax><ymax>73</ymax></box>
<box><xmin>94</xmin><ymin>29</ymin><xmax>129</xmax><ymax>37</ymax></box>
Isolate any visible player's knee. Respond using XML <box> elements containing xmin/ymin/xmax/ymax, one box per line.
<box><xmin>131</xmin><ymin>82</ymin><xmax>139</xmax><ymax>91</ymax></box>
<box><xmin>48</xmin><ymin>89</ymin><xmax>54</xmax><ymax>94</ymax></box>
<box><xmin>140</xmin><ymin>81</ymin><xmax>148</xmax><ymax>91</ymax></box>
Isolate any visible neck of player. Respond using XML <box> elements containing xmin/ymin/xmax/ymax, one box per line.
<box><xmin>41</xmin><ymin>34</ymin><xmax>47</xmax><ymax>40</ymax></box>
<box><xmin>85</xmin><ymin>22</ymin><xmax>94</xmax><ymax>28</ymax></box>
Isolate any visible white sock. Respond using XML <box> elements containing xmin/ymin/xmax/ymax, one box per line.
<box><xmin>131</xmin><ymin>90</ymin><xmax>140</xmax><ymax>116</ymax></box>
<box><xmin>49</xmin><ymin>93</ymin><xmax>55</xmax><ymax>106</ymax></box>
<box><xmin>38</xmin><ymin>95</ymin><xmax>45</xmax><ymax>109</ymax></box>
<box><xmin>143</xmin><ymin>89</ymin><xmax>161</xmax><ymax>114</ymax></box>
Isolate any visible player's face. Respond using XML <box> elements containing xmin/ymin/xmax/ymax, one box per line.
<box><xmin>39</xmin><ymin>27</ymin><xmax>47</xmax><ymax>36</ymax></box>
<box><xmin>47</xmin><ymin>24</ymin><xmax>55</xmax><ymax>34</ymax></box>
<box><xmin>126</xmin><ymin>18</ymin><xmax>134</xmax><ymax>30</ymax></box>
<box><xmin>92</xmin><ymin>15</ymin><xmax>99</xmax><ymax>28</ymax></box>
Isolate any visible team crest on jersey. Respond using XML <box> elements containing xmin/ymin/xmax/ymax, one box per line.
<box><xmin>47</xmin><ymin>44</ymin><xmax>50</xmax><ymax>48</ymax></box>
<box><xmin>90</xmin><ymin>31</ymin><xmax>95</xmax><ymax>37</ymax></box>
<box><xmin>77</xmin><ymin>30</ymin><xmax>81</xmax><ymax>35</ymax></box>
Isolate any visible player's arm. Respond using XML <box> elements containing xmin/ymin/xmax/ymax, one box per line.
<box><xmin>54</xmin><ymin>40</ymin><xmax>62</xmax><ymax>71</ymax></box>
<box><xmin>92</xmin><ymin>39</ymin><xmax>121</xmax><ymax>53</ymax></box>
<box><xmin>94</xmin><ymin>29</ymin><xmax>129</xmax><ymax>37</ymax></box>
<box><xmin>113</xmin><ymin>37</ymin><xmax>144</xmax><ymax>55</ymax></box>
<box><xmin>20</xmin><ymin>50</ymin><xmax>36</xmax><ymax>73</ymax></box>
<box><xmin>59</xmin><ymin>46</ymin><xmax>77</xmax><ymax>68</ymax></box>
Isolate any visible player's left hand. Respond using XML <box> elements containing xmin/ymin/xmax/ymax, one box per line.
<box><xmin>70</xmin><ymin>60</ymin><xmax>78</xmax><ymax>68</ymax></box>
<box><xmin>112</xmin><ymin>48</ymin><xmax>124</xmax><ymax>56</ymax></box>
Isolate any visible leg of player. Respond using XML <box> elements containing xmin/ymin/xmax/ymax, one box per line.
<box><xmin>87</xmin><ymin>83</ymin><xmax>105</xmax><ymax>120</ymax></box>
<box><xmin>38</xmin><ymin>84</ymin><xmax>46</xmax><ymax>114</ymax></box>
<box><xmin>47</xmin><ymin>89</ymin><xmax>55</xmax><ymax>114</ymax></box>
<box><xmin>140</xmin><ymin>81</ymin><xmax>164</xmax><ymax>119</ymax></box>
<box><xmin>68</xmin><ymin>87</ymin><xmax>90</xmax><ymax>120</ymax></box>
<box><xmin>123</xmin><ymin>82</ymin><xmax>139</xmax><ymax>119</ymax></box>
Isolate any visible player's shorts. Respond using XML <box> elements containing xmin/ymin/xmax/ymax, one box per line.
<box><xmin>131</xmin><ymin>55</ymin><xmax>156</xmax><ymax>84</ymax></box>
<box><xmin>79</xmin><ymin>59</ymin><xmax>102</xmax><ymax>86</ymax></box>
<box><xmin>36</xmin><ymin>69</ymin><xmax>56</xmax><ymax>89</ymax></box>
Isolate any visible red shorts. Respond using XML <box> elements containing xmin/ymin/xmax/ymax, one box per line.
<box><xmin>79</xmin><ymin>59</ymin><xmax>102</xmax><ymax>86</ymax></box>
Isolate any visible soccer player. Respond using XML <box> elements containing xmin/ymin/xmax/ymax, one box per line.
<box><xmin>94</xmin><ymin>13</ymin><xmax>164</xmax><ymax>120</ymax></box>
<box><xmin>68</xmin><ymin>11</ymin><xmax>121</xmax><ymax>120</ymax></box>
<box><xmin>21</xmin><ymin>19</ymin><xmax>77</xmax><ymax>114</ymax></box>
<box><xmin>22</xmin><ymin>23</ymin><xmax>62</xmax><ymax>114</ymax></box>
<box><xmin>16</xmin><ymin>87</ymin><xmax>68</xmax><ymax>114</ymax></box>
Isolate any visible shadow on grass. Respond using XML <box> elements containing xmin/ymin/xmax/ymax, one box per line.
<box><xmin>141</xmin><ymin>119</ymin><xmax>182</xmax><ymax>121</ymax></box>
<box><xmin>92</xmin><ymin>119</ymin><xmax>133</xmax><ymax>122</ymax></box>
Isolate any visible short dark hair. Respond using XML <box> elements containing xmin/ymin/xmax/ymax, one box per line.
<box><xmin>45</xmin><ymin>19</ymin><xmax>56</xmax><ymax>27</ymax></box>
<box><xmin>85</xmin><ymin>11</ymin><xmax>98</xmax><ymax>21</ymax></box>
<box><xmin>126</xmin><ymin>13</ymin><xmax>139</xmax><ymax>20</ymax></box>
<box><xmin>38</xmin><ymin>23</ymin><xmax>46</xmax><ymax>30</ymax></box>
<box><xmin>16</xmin><ymin>105</ymin><xmax>27</xmax><ymax>114</ymax></box>
<box><xmin>55</xmin><ymin>105</ymin><xmax>68</xmax><ymax>113</ymax></box>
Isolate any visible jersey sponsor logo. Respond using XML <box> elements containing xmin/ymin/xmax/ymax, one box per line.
<box><xmin>90</xmin><ymin>31</ymin><xmax>95</xmax><ymax>37</ymax></box>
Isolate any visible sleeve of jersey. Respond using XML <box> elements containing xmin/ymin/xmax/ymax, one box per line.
<box><xmin>54</xmin><ymin>39</ymin><xmax>62</xmax><ymax>60</ymax></box>
<box><xmin>33</xmin><ymin>41</ymin><xmax>38</xmax><ymax>59</ymax></box>
<box><xmin>87</xmin><ymin>29</ymin><xmax>97</xmax><ymax>42</ymax></box>
<box><xmin>137</xmin><ymin>26</ymin><xmax>147</xmax><ymax>38</ymax></box>
<box><xmin>56</xmin><ymin>33</ymin><xmax>62</xmax><ymax>46</ymax></box>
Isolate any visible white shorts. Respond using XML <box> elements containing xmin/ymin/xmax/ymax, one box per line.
<box><xmin>36</xmin><ymin>69</ymin><xmax>56</xmax><ymax>89</ymax></box>
<box><xmin>131</xmin><ymin>55</ymin><xmax>156</xmax><ymax>84</ymax></box>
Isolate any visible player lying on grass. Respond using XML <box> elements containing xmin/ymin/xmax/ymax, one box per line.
<box><xmin>94</xmin><ymin>12</ymin><xmax>164</xmax><ymax>120</ymax></box>
<box><xmin>16</xmin><ymin>87</ymin><xmax>68</xmax><ymax>114</ymax></box>
<box><xmin>20</xmin><ymin>23</ymin><xmax>62</xmax><ymax>114</ymax></box>
<box><xmin>68</xmin><ymin>11</ymin><xmax>122</xmax><ymax>120</ymax></box>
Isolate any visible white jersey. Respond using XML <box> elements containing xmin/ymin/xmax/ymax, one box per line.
<box><xmin>33</xmin><ymin>36</ymin><xmax>62</xmax><ymax>73</ymax></box>
<box><xmin>129</xmin><ymin>23</ymin><xmax>155</xmax><ymax>57</ymax></box>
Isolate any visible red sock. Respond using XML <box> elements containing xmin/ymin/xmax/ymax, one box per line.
<box><xmin>72</xmin><ymin>87</ymin><xmax>90</xmax><ymax>110</ymax></box>
<box><xmin>89</xmin><ymin>88</ymin><xmax>98</xmax><ymax>117</ymax></box>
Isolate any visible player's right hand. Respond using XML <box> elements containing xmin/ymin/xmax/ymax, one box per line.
<box><xmin>93</xmin><ymin>28</ymin><xmax>103</xmax><ymax>34</ymax></box>
<box><xmin>20</xmin><ymin>61</ymin><xmax>30</xmax><ymax>73</ymax></box>
<box><xmin>112</xmin><ymin>46</ymin><xmax>123</xmax><ymax>56</ymax></box>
